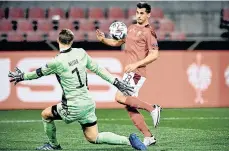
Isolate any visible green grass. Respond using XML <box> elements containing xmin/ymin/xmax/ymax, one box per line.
<box><xmin>0</xmin><ymin>108</ymin><xmax>229</xmax><ymax>150</ymax></box>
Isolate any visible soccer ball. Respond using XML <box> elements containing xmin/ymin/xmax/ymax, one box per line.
<box><xmin>109</xmin><ymin>21</ymin><xmax>127</xmax><ymax>40</ymax></box>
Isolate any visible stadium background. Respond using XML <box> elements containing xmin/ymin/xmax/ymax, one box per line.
<box><xmin>0</xmin><ymin>1</ymin><xmax>229</xmax><ymax>150</ymax></box>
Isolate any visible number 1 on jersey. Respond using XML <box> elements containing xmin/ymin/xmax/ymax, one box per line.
<box><xmin>72</xmin><ymin>67</ymin><xmax>84</xmax><ymax>89</ymax></box>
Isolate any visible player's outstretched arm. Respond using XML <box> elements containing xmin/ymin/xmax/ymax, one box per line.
<box><xmin>96</xmin><ymin>29</ymin><xmax>124</xmax><ymax>47</ymax></box>
<box><xmin>8</xmin><ymin>59</ymin><xmax>58</xmax><ymax>85</ymax></box>
<box><xmin>86</xmin><ymin>52</ymin><xmax>134</xmax><ymax>95</ymax></box>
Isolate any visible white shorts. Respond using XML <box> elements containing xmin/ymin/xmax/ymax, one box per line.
<box><xmin>122</xmin><ymin>72</ymin><xmax>146</xmax><ymax>97</ymax></box>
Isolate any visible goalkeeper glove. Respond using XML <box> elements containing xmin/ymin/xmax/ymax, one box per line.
<box><xmin>113</xmin><ymin>78</ymin><xmax>134</xmax><ymax>96</ymax></box>
<box><xmin>8</xmin><ymin>67</ymin><xmax>24</xmax><ymax>85</ymax></box>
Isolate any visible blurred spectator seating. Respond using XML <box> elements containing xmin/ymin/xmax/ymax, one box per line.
<box><xmin>151</xmin><ymin>8</ymin><xmax>164</xmax><ymax>19</ymax></box>
<box><xmin>78</xmin><ymin>19</ymin><xmax>95</xmax><ymax>31</ymax></box>
<box><xmin>73</xmin><ymin>31</ymin><xmax>85</xmax><ymax>41</ymax></box>
<box><xmin>37</xmin><ymin>19</ymin><xmax>53</xmax><ymax>32</ymax></box>
<box><xmin>151</xmin><ymin>18</ymin><xmax>175</xmax><ymax>32</ymax></box>
<box><xmin>156</xmin><ymin>31</ymin><xmax>186</xmax><ymax>41</ymax></box>
<box><xmin>0</xmin><ymin>6</ymin><xmax>187</xmax><ymax>41</ymax></box>
<box><xmin>8</xmin><ymin>7</ymin><xmax>24</xmax><ymax>19</ymax></box>
<box><xmin>69</xmin><ymin>7</ymin><xmax>85</xmax><ymax>19</ymax></box>
<box><xmin>108</xmin><ymin>7</ymin><xmax>125</xmax><ymax>19</ymax></box>
<box><xmin>88</xmin><ymin>7</ymin><xmax>104</xmax><ymax>19</ymax></box>
<box><xmin>7</xmin><ymin>31</ymin><xmax>24</xmax><ymax>42</ymax></box>
<box><xmin>48</xmin><ymin>8</ymin><xmax>65</xmax><ymax>19</ymax></box>
<box><xmin>28</xmin><ymin>7</ymin><xmax>46</xmax><ymax>19</ymax></box>
<box><xmin>87</xmin><ymin>31</ymin><xmax>98</xmax><ymax>41</ymax></box>
<box><xmin>47</xmin><ymin>31</ymin><xmax>59</xmax><ymax>41</ymax></box>
<box><xmin>17</xmin><ymin>19</ymin><xmax>33</xmax><ymax>32</ymax></box>
<box><xmin>220</xmin><ymin>8</ymin><xmax>229</xmax><ymax>30</ymax></box>
<box><xmin>0</xmin><ymin>8</ymin><xmax>5</xmax><ymax>19</ymax></box>
<box><xmin>0</xmin><ymin>19</ymin><xmax>12</xmax><ymax>32</ymax></box>
<box><xmin>58</xmin><ymin>19</ymin><xmax>75</xmax><ymax>30</ymax></box>
<box><xmin>26</xmin><ymin>31</ymin><xmax>44</xmax><ymax>42</ymax></box>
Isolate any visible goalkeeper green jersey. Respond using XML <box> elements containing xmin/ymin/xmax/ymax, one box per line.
<box><xmin>23</xmin><ymin>48</ymin><xmax>115</xmax><ymax>107</ymax></box>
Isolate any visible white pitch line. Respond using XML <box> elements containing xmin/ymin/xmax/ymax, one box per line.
<box><xmin>0</xmin><ymin>117</ymin><xmax>228</xmax><ymax>123</ymax></box>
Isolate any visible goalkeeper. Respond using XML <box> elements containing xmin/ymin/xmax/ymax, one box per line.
<box><xmin>8</xmin><ymin>29</ymin><xmax>147</xmax><ymax>150</ymax></box>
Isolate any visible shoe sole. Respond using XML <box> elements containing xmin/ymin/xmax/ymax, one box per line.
<box><xmin>144</xmin><ymin>140</ymin><xmax>156</xmax><ymax>146</ymax></box>
<box><xmin>148</xmin><ymin>141</ymin><xmax>156</xmax><ymax>146</ymax></box>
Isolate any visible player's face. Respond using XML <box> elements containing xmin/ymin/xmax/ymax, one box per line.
<box><xmin>136</xmin><ymin>8</ymin><xmax>150</xmax><ymax>25</ymax></box>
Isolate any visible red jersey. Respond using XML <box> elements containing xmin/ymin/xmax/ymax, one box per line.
<box><xmin>124</xmin><ymin>24</ymin><xmax>158</xmax><ymax>77</ymax></box>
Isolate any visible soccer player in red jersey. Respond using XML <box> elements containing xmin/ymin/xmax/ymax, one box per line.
<box><xmin>96</xmin><ymin>2</ymin><xmax>161</xmax><ymax>146</ymax></box>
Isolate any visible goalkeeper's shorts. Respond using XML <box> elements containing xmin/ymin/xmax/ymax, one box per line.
<box><xmin>54</xmin><ymin>101</ymin><xmax>97</xmax><ymax>125</ymax></box>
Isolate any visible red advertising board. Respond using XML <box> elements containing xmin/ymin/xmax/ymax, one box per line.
<box><xmin>0</xmin><ymin>51</ymin><xmax>229</xmax><ymax>109</ymax></box>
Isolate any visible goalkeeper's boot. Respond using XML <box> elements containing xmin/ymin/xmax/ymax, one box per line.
<box><xmin>35</xmin><ymin>142</ymin><xmax>62</xmax><ymax>150</ymax></box>
<box><xmin>150</xmin><ymin>104</ymin><xmax>161</xmax><ymax>128</ymax></box>
<box><xmin>129</xmin><ymin>133</ymin><xmax>147</xmax><ymax>150</ymax></box>
<box><xmin>143</xmin><ymin>136</ymin><xmax>156</xmax><ymax>146</ymax></box>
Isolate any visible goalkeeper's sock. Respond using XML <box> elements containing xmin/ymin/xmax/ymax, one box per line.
<box><xmin>126</xmin><ymin>106</ymin><xmax>152</xmax><ymax>137</ymax></box>
<box><xmin>125</xmin><ymin>96</ymin><xmax>154</xmax><ymax>112</ymax></box>
<box><xmin>42</xmin><ymin>118</ymin><xmax>59</xmax><ymax>147</ymax></box>
<box><xmin>95</xmin><ymin>132</ymin><xmax>130</xmax><ymax>145</ymax></box>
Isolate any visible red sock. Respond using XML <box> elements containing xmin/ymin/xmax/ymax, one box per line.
<box><xmin>125</xmin><ymin>96</ymin><xmax>154</xmax><ymax>112</ymax></box>
<box><xmin>126</xmin><ymin>106</ymin><xmax>152</xmax><ymax>137</ymax></box>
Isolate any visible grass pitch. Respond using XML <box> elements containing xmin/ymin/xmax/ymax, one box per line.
<box><xmin>0</xmin><ymin>108</ymin><xmax>228</xmax><ymax>150</ymax></box>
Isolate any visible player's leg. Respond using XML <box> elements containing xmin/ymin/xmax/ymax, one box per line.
<box><xmin>116</xmin><ymin>91</ymin><xmax>154</xmax><ymax>112</ymax></box>
<box><xmin>116</xmin><ymin>72</ymin><xmax>161</xmax><ymax>128</ymax></box>
<box><xmin>36</xmin><ymin>105</ymin><xmax>62</xmax><ymax>150</ymax></box>
<box><xmin>116</xmin><ymin>90</ymin><xmax>161</xmax><ymax>129</ymax></box>
<box><xmin>117</xmin><ymin>72</ymin><xmax>153</xmax><ymax>137</ymax></box>
<box><xmin>82</xmin><ymin>123</ymin><xmax>147</xmax><ymax>150</ymax></box>
<box><xmin>125</xmin><ymin>102</ymin><xmax>156</xmax><ymax>146</ymax></box>
<box><xmin>82</xmin><ymin>123</ymin><xmax>129</xmax><ymax>145</ymax></box>
<box><xmin>126</xmin><ymin>105</ymin><xmax>152</xmax><ymax>137</ymax></box>
<box><xmin>79</xmin><ymin>105</ymin><xmax>146</xmax><ymax>150</ymax></box>
<box><xmin>115</xmin><ymin>72</ymin><xmax>160</xmax><ymax>146</ymax></box>
<box><xmin>126</xmin><ymin>106</ymin><xmax>156</xmax><ymax>146</ymax></box>
<box><xmin>79</xmin><ymin>105</ymin><xmax>130</xmax><ymax>145</ymax></box>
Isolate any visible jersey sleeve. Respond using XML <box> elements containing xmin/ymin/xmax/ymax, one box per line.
<box><xmin>146</xmin><ymin>29</ymin><xmax>159</xmax><ymax>52</ymax></box>
<box><xmin>85</xmin><ymin>52</ymin><xmax>115</xmax><ymax>84</ymax></box>
<box><xmin>24</xmin><ymin>58</ymin><xmax>59</xmax><ymax>80</ymax></box>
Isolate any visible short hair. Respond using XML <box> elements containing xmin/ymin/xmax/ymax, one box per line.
<box><xmin>58</xmin><ymin>29</ymin><xmax>74</xmax><ymax>45</ymax></box>
<box><xmin>137</xmin><ymin>2</ymin><xmax>151</xmax><ymax>13</ymax></box>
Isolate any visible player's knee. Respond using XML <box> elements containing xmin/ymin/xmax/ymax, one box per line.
<box><xmin>41</xmin><ymin>110</ymin><xmax>48</xmax><ymax>119</ymax></box>
<box><xmin>125</xmin><ymin>105</ymin><xmax>137</xmax><ymax>112</ymax></box>
<box><xmin>85</xmin><ymin>134</ymin><xmax>97</xmax><ymax>144</ymax></box>
<box><xmin>41</xmin><ymin>108</ymin><xmax>52</xmax><ymax>119</ymax></box>
<box><xmin>115</xmin><ymin>92</ymin><xmax>126</xmax><ymax>104</ymax></box>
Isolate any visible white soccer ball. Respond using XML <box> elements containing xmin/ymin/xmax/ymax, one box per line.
<box><xmin>109</xmin><ymin>21</ymin><xmax>127</xmax><ymax>40</ymax></box>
